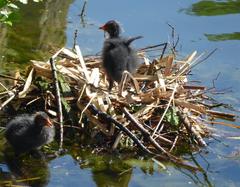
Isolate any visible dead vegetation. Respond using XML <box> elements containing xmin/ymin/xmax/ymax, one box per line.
<box><xmin>0</xmin><ymin>42</ymin><xmax>237</xmax><ymax>169</ymax></box>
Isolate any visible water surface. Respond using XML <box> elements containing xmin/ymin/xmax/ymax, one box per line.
<box><xmin>0</xmin><ymin>0</ymin><xmax>240</xmax><ymax>186</ymax></box>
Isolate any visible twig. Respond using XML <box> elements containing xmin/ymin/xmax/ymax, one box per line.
<box><xmin>177</xmin><ymin>111</ymin><xmax>207</xmax><ymax>147</ymax></box>
<box><xmin>167</xmin><ymin>23</ymin><xmax>179</xmax><ymax>52</ymax></box>
<box><xmin>49</xmin><ymin>58</ymin><xmax>63</xmax><ymax>151</ymax></box>
<box><xmin>0</xmin><ymin>82</ymin><xmax>10</xmax><ymax>92</ymax></box>
<box><xmin>77</xmin><ymin>84</ymin><xmax>87</xmax><ymax>104</ymax></box>
<box><xmin>170</xmin><ymin>135</ymin><xmax>179</xmax><ymax>152</ymax></box>
<box><xmin>152</xmin><ymin>158</ymin><xmax>167</xmax><ymax>170</ymax></box>
<box><xmin>0</xmin><ymin>91</ymin><xmax>10</xmax><ymax>96</ymax></box>
<box><xmin>183</xmin><ymin>85</ymin><xmax>205</xmax><ymax>90</ymax></box>
<box><xmin>152</xmin><ymin>83</ymin><xmax>178</xmax><ymax>137</ymax></box>
<box><xmin>47</xmin><ymin>48</ymin><xmax>64</xmax><ymax>62</ymax></box>
<box><xmin>1</xmin><ymin>177</ymin><xmax>41</xmax><ymax>186</ymax></box>
<box><xmin>77</xmin><ymin>101</ymin><xmax>113</xmax><ymax>135</ymax></box>
<box><xmin>80</xmin><ymin>0</ymin><xmax>88</xmax><ymax>17</ymax></box>
<box><xmin>0</xmin><ymin>74</ymin><xmax>24</xmax><ymax>82</ymax></box>
<box><xmin>18</xmin><ymin>68</ymin><xmax>34</xmax><ymax>98</ymax></box>
<box><xmin>173</xmin><ymin>35</ymin><xmax>180</xmax><ymax>51</ymax></box>
<box><xmin>191</xmin><ymin>48</ymin><xmax>218</xmax><ymax>69</ymax></box>
<box><xmin>0</xmin><ymin>92</ymin><xmax>15</xmax><ymax>111</ymax></box>
<box><xmin>26</xmin><ymin>97</ymin><xmax>41</xmax><ymax>106</ymax></box>
<box><xmin>79</xmin><ymin>93</ymin><xmax>97</xmax><ymax>123</ymax></box>
<box><xmin>206</xmin><ymin>109</ymin><xmax>235</xmax><ymax>119</ymax></box>
<box><xmin>167</xmin><ymin>23</ymin><xmax>175</xmax><ymax>46</ymax></box>
<box><xmin>119</xmin><ymin>71</ymin><xmax>140</xmax><ymax>95</ymax></box>
<box><xmin>75</xmin><ymin>45</ymin><xmax>90</xmax><ymax>82</ymax></box>
<box><xmin>112</xmin><ymin>132</ymin><xmax>124</xmax><ymax>150</ymax></box>
<box><xmin>72</xmin><ymin>29</ymin><xmax>78</xmax><ymax>50</ymax></box>
<box><xmin>202</xmin><ymin>119</ymin><xmax>240</xmax><ymax>129</ymax></box>
<box><xmin>63</xmin><ymin>125</ymin><xmax>82</xmax><ymax>130</ymax></box>
<box><xmin>152</xmin><ymin>132</ymin><xmax>173</xmax><ymax>144</ymax></box>
<box><xmin>123</xmin><ymin>107</ymin><xmax>184</xmax><ymax>164</ymax></box>
<box><xmin>138</xmin><ymin>43</ymin><xmax>168</xmax><ymax>52</ymax></box>
<box><xmin>212</xmin><ymin>72</ymin><xmax>221</xmax><ymax>89</ymax></box>
<box><xmin>88</xmin><ymin>104</ymin><xmax>154</xmax><ymax>155</ymax></box>
<box><xmin>160</xmin><ymin>42</ymin><xmax>168</xmax><ymax>60</ymax></box>
<box><xmin>123</xmin><ymin>108</ymin><xmax>173</xmax><ymax>145</ymax></box>
<box><xmin>168</xmin><ymin>51</ymin><xmax>203</xmax><ymax>84</ymax></box>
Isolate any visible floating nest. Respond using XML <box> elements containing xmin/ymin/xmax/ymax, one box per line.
<box><xmin>0</xmin><ymin>44</ymin><xmax>237</xmax><ymax>167</ymax></box>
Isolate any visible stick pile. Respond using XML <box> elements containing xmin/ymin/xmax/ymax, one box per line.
<box><xmin>0</xmin><ymin>45</ymin><xmax>236</xmax><ymax>165</ymax></box>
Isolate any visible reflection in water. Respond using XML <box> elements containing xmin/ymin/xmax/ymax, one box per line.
<box><xmin>186</xmin><ymin>0</ymin><xmax>240</xmax><ymax>16</ymax></box>
<box><xmin>91</xmin><ymin>166</ymin><xmax>132</xmax><ymax>187</ymax></box>
<box><xmin>0</xmin><ymin>126</ymin><xmax>223</xmax><ymax>186</ymax></box>
<box><xmin>1</xmin><ymin>150</ymin><xmax>50</xmax><ymax>186</ymax></box>
<box><xmin>184</xmin><ymin>1</ymin><xmax>240</xmax><ymax>42</ymax></box>
<box><xmin>0</xmin><ymin>0</ymin><xmax>73</xmax><ymax>71</ymax></box>
<box><xmin>176</xmin><ymin>153</ymin><xmax>214</xmax><ymax>187</ymax></box>
<box><xmin>205</xmin><ymin>32</ymin><xmax>240</xmax><ymax>41</ymax></box>
<box><xmin>67</xmin><ymin>146</ymin><xmax>215</xmax><ymax>187</ymax></box>
<box><xmin>75</xmin><ymin>149</ymin><xmax>133</xmax><ymax>187</ymax></box>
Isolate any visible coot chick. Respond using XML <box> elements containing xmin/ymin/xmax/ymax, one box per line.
<box><xmin>5</xmin><ymin>112</ymin><xmax>55</xmax><ymax>155</ymax></box>
<box><xmin>99</xmin><ymin>20</ymin><xmax>142</xmax><ymax>91</ymax></box>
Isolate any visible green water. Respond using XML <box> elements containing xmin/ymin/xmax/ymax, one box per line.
<box><xmin>0</xmin><ymin>0</ymin><xmax>71</xmax><ymax>72</ymax></box>
<box><xmin>1</xmin><ymin>0</ymin><xmax>240</xmax><ymax>186</ymax></box>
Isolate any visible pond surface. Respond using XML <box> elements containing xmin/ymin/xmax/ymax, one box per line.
<box><xmin>0</xmin><ymin>0</ymin><xmax>240</xmax><ymax>186</ymax></box>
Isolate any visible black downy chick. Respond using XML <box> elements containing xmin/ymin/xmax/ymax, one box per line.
<box><xmin>99</xmin><ymin>20</ymin><xmax>142</xmax><ymax>91</ymax></box>
<box><xmin>5</xmin><ymin>112</ymin><xmax>55</xmax><ymax>155</ymax></box>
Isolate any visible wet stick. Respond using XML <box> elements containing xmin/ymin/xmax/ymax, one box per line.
<box><xmin>80</xmin><ymin>0</ymin><xmax>87</xmax><ymax>17</ymax></box>
<box><xmin>0</xmin><ymin>73</ymin><xmax>24</xmax><ymax>82</ymax></box>
<box><xmin>177</xmin><ymin>111</ymin><xmax>207</xmax><ymax>147</ymax></box>
<box><xmin>123</xmin><ymin>107</ymin><xmax>181</xmax><ymax>162</ymax></box>
<box><xmin>0</xmin><ymin>92</ymin><xmax>15</xmax><ymax>111</ymax></box>
<box><xmin>50</xmin><ymin>57</ymin><xmax>64</xmax><ymax>151</ymax></box>
<box><xmin>88</xmin><ymin>104</ymin><xmax>154</xmax><ymax>155</ymax></box>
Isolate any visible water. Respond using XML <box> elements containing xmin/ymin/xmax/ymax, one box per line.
<box><xmin>1</xmin><ymin>0</ymin><xmax>240</xmax><ymax>186</ymax></box>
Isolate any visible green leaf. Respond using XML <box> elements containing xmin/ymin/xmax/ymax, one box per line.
<box><xmin>35</xmin><ymin>77</ymin><xmax>50</xmax><ymax>91</ymax></box>
<box><xmin>58</xmin><ymin>75</ymin><xmax>71</xmax><ymax>93</ymax></box>
<box><xmin>61</xmin><ymin>97</ymin><xmax>71</xmax><ymax>113</ymax></box>
<box><xmin>165</xmin><ymin>107</ymin><xmax>180</xmax><ymax>127</ymax></box>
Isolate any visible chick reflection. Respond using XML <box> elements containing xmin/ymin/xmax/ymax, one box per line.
<box><xmin>77</xmin><ymin>151</ymin><xmax>133</xmax><ymax>187</ymax></box>
<box><xmin>4</xmin><ymin>150</ymin><xmax>50</xmax><ymax>187</ymax></box>
<box><xmin>92</xmin><ymin>167</ymin><xmax>132</xmax><ymax>187</ymax></box>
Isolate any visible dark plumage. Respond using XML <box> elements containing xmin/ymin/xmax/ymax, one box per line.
<box><xmin>99</xmin><ymin>20</ymin><xmax>142</xmax><ymax>91</ymax></box>
<box><xmin>5</xmin><ymin>112</ymin><xmax>55</xmax><ymax>155</ymax></box>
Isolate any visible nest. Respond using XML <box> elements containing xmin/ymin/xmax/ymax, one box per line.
<box><xmin>0</xmin><ymin>44</ymin><xmax>237</xmax><ymax>167</ymax></box>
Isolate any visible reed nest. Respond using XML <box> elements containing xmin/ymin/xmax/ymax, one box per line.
<box><xmin>0</xmin><ymin>44</ymin><xmax>237</xmax><ymax>167</ymax></box>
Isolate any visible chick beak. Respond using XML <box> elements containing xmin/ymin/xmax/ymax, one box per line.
<box><xmin>46</xmin><ymin>118</ymin><xmax>53</xmax><ymax>127</ymax></box>
<box><xmin>99</xmin><ymin>24</ymin><xmax>107</xmax><ymax>31</ymax></box>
